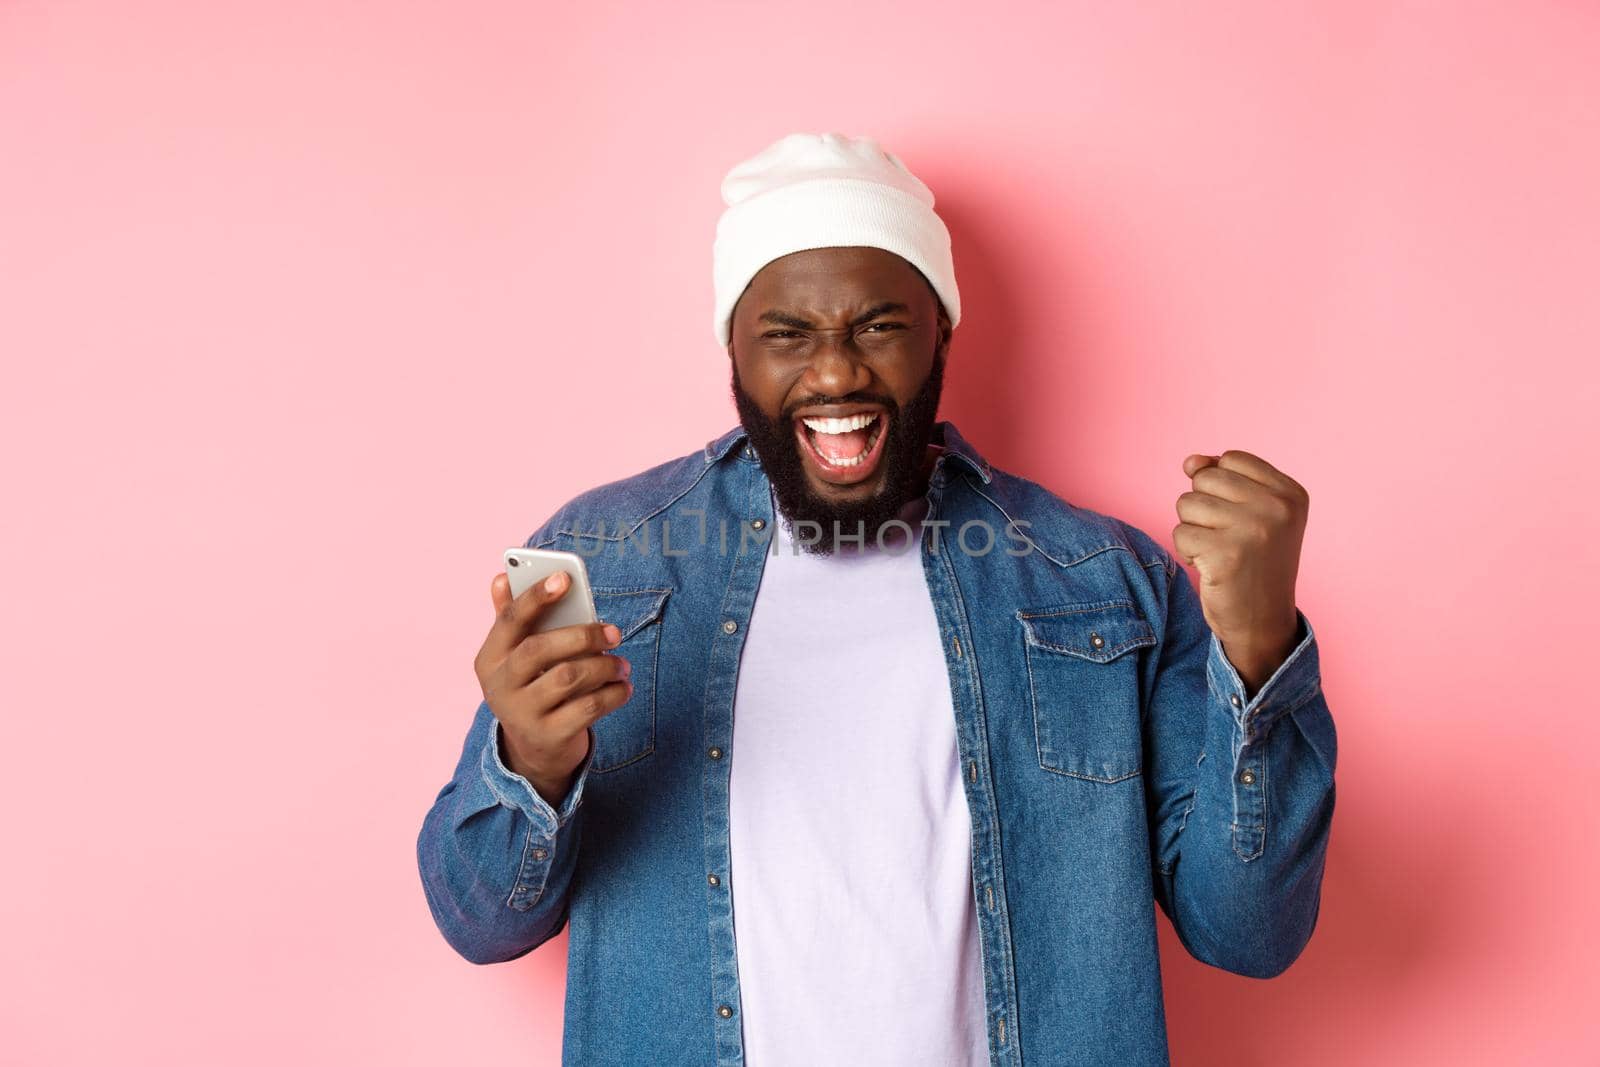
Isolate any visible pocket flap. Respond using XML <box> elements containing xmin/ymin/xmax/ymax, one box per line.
<box><xmin>593</xmin><ymin>587</ymin><xmax>671</xmax><ymax>641</ymax></box>
<box><xmin>1017</xmin><ymin>600</ymin><xmax>1156</xmax><ymax>663</ymax></box>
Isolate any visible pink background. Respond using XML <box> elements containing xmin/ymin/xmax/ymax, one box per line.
<box><xmin>3</xmin><ymin>2</ymin><xmax>1596</xmax><ymax>1064</ymax></box>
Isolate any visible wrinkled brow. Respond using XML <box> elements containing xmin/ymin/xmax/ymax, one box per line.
<box><xmin>758</xmin><ymin>301</ymin><xmax>910</xmax><ymax>330</ymax></box>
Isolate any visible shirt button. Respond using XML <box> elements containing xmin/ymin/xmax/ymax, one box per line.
<box><xmin>717</xmin><ymin>1004</ymin><xmax>734</xmax><ymax>1019</ymax></box>
<box><xmin>530</xmin><ymin>847</ymin><xmax>548</xmax><ymax>861</ymax></box>
<box><xmin>722</xmin><ymin>619</ymin><xmax>738</xmax><ymax>634</ymax></box>
<box><xmin>708</xmin><ymin>747</ymin><xmax>724</xmax><ymax>760</ymax></box>
<box><xmin>750</xmin><ymin>518</ymin><xmax>766</xmax><ymax>531</ymax></box>
<box><xmin>1230</xmin><ymin>693</ymin><xmax>1243</xmax><ymax>709</ymax></box>
<box><xmin>707</xmin><ymin>873</ymin><xmax>721</xmax><ymax>886</ymax></box>
<box><xmin>743</xmin><ymin>446</ymin><xmax>755</xmax><ymax>459</ymax></box>
<box><xmin>1240</xmin><ymin>769</ymin><xmax>1256</xmax><ymax>785</ymax></box>
<box><xmin>1089</xmin><ymin>632</ymin><xmax>1104</xmax><ymax>649</ymax></box>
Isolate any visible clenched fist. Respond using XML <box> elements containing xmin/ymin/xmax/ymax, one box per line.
<box><xmin>1173</xmin><ymin>449</ymin><xmax>1309</xmax><ymax>696</ymax></box>
<box><xmin>474</xmin><ymin>570</ymin><xmax>634</xmax><ymax>808</ymax></box>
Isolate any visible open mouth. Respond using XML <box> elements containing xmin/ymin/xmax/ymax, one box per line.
<box><xmin>793</xmin><ymin>410</ymin><xmax>888</xmax><ymax>485</ymax></box>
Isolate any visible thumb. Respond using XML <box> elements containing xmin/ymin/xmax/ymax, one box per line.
<box><xmin>1183</xmin><ymin>453</ymin><xmax>1218</xmax><ymax>479</ymax></box>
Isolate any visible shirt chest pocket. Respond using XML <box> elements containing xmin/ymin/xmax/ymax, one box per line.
<box><xmin>589</xmin><ymin>587</ymin><xmax>671</xmax><ymax>773</ymax></box>
<box><xmin>1017</xmin><ymin>599</ymin><xmax>1156</xmax><ymax>783</ymax></box>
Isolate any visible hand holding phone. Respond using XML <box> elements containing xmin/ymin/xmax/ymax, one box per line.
<box><xmin>503</xmin><ymin>548</ymin><xmax>599</xmax><ymax>630</ymax></box>
<box><xmin>473</xmin><ymin>549</ymin><xmax>633</xmax><ymax>806</ymax></box>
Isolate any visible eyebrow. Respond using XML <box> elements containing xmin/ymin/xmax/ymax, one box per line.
<box><xmin>758</xmin><ymin>301</ymin><xmax>911</xmax><ymax>330</ymax></box>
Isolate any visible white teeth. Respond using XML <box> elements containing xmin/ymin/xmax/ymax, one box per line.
<box><xmin>804</xmin><ymin>417</ymin><xmax>883</xmax><ymax>468</ymax></box>
<box><xmin>800</xmin><ymin>412</ymin><xmax>878</xmax><ymax>434</ymax></box>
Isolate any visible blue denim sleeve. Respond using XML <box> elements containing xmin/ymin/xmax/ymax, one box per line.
<box><xmin>416</xmin><ymin>697</ymin><xmax>595</xmax><ymax>964</ymax></box>
<box><xmin>1145</xmin><ymin>557</ymin><xmax>1337</xmax><ymax>979</ymax></box>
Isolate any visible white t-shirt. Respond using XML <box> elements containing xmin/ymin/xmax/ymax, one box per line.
<box><xmin>727</xmin><ymin>486</ymin><xmax>989</xmax><ymax>1066</ymax></box>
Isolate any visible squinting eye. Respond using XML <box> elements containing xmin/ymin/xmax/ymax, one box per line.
<box><xmin>864</xmin><ymin>323</ymin><xmax>904</xmax><ymax>332</ymax></box>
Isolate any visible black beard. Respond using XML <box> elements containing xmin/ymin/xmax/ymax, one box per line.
<box><xmin>730</xmin><ymin>349</ymin><xmax>946</xmax><ymax>557</ymax></box>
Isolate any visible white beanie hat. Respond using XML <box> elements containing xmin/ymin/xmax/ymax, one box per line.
<box><xmin>712</xmin><ymin>132</ymin><xmax>961</xmax><ymax>348</ymax></box>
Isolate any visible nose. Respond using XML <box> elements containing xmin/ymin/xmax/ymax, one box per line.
<box><xmin>801</xmin><ymin>332</ymin><xmax>873</xmax><ymax>398</ymax></box>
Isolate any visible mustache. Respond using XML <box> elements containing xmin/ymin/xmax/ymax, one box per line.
<box><xmin>728</xmin><ymin>354</ymin><xmax>945</xmax><ymax>556</ymax></box>
<box><xmin>782</xmin><ymin>396</ymin><xmax>896</xmax><ymax>420</ymax></box>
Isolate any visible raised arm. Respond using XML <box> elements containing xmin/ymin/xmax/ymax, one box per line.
<box><xmin>1144</xmin><ymin>564</ymin><xmax>1336</xmax><ymax>977</ymax></box>
<box><xmin>417</xmin><ymin>701</ymin><xmax>595</xmax><ymax>963</ymax></box>
<box><xmin>416</xmin><ymin>568</ymin><xmax>630</xmax><ymax>964</ymax></box>
<box><xmin>1144</xmin><ymin>447</ymin><xmax>1337</xmax><ymax>977</ymax></box>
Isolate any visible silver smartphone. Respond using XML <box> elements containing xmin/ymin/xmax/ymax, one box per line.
<box><xmin>503</xmin><ymin>547</ymin><xmax>600</xmax><ymax>633</ymax></box>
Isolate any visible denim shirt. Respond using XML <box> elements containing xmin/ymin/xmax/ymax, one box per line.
<box><xmin>417</xmin><ymin>420</ymin><xmax>1337</xmax><ymax>1067</ymax></box>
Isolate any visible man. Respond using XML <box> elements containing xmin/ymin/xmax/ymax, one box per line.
<box><xmin>417</xmin><ymin>132</ymin><xmax>1337</xmax><ymax>1066</ymax></box>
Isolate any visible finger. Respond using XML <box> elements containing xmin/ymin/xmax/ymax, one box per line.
<box><xmin>475</xmin><ymin>574</ymin><xmax>514</xmax><ymax>687</ymax></box>
<box><xmin>526</xmin><ymin>650</ymin><xmax>632</xmax><ymax>720</ymax></box>
<box><xmin>505</xmin><ymin>620</ymin><xmax>623</xmax><ymax>689</ymax></box>
<box><xmin>1214</xmin><ymin>449</ymin><xmax>1295</xmax><ymax>493</ymax></box>
<box><xmin>1182</xmin><ymin>454</ymin><xmax>1218</xmax><ymax>479</ymax></box>
<box><xmin>490</xmin><ymin>572</ymin><xmax>512</xmax><ymax>615</ymax></box>
<box><xmin>1174</xmin><ymin>489</ymin><xmax>1239</xmax><ymax>530</ymax></box>
<box><xmin>544</xmin><ymin>678</ymin><xmax>636</xmax><ymax>739</ymax></box>
<box><xmin>1171</xmin><ymin>521</ymin><xmax>1218</xmax><ymax>566</ymax></box>
<box><xmin>1190</xmin><ymin>462</ymin><xmax>1264</xmax><ymax>504</ymax></box>
<box><xmin>482</xmin><ymin>569</ymin><xmax>572</xmax><ymax>664</ymax></box>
